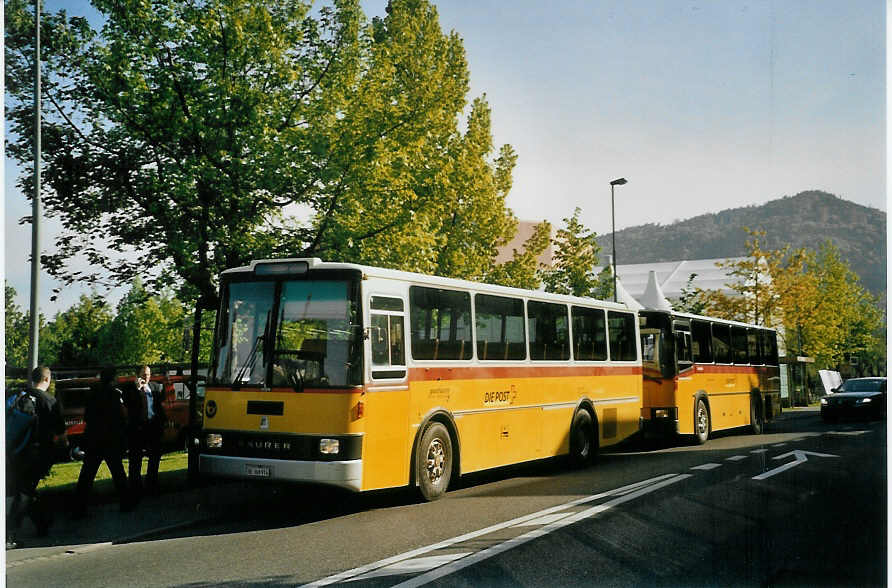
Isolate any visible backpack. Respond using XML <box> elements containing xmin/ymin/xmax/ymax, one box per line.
<box><xmin>6</xmin><ymin>390</ymin><xmax>39</xmax><ymax>458</ymax></box>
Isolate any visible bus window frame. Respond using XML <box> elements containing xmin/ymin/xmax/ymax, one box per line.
<box><xmin>474</xmin><ymin>293</ymin><xmax>527</xmax><ymax>361</ymax></box>
<box><xmin>527</xmin><ymin>300</ymin><xmax>571</xmax><ymax>362</ymax></box>
<box><xmin>409</xmin><ymin>285</ymin><xmax>474</xmax><ymax>362</ymax></box>
<box><xmin>673</xmin><ymin>320</ymin><xmax>693</xmax><ymax>373</ymax></box>
<box><xmin>731</xmin><ymin>326</ymin><xmax>749</xmax><ymax>365</ymax></box>
<box><xmin>747</xmin><ymin>328</ymin><xmax>764</xmax><ymax>365</ymax></box>
<box><xmin>368</xmin><ymin>294</ymin><xmax>408</xmax><ymax>381</ymax></box>
<box><xmin>571</xmin><ymin>305</ymin><xmax>608</xmax><ymax>362</ymax></box>
<box><xmin>691</xmin><ymin>319</ymin><xmax>714</xmax><ymax>364</ymax></box>
<box><xmin>712</xmin><ymin>322</ymin><xmax>732</xmax><ymax>365</ymax></box>
<box><xmin>607</xmin><ymin>310</ymin><xmax>639</xmax><ymax>363</ymax></box>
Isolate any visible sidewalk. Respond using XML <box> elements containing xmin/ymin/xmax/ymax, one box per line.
<box><xmin>5</xmin><ymin>471</ymin><xmax>246</xmax><ymax>568</ymax></box>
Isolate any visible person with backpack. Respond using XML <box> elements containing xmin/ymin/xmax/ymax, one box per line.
<box><xmin>6</xmin><ymin>366</ymin><xmax>66</xmax><ymax>549</ymax></box>
<box><xmin>72</xmin><ymin>367</ymin><xmax>134</xmax><ymax>518</ymax></box>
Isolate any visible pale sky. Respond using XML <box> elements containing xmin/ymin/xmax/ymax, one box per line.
<box><xmin>4</xmin><ymin>0</ymin><xmax>886</xmax><ymax>316</ymax></box>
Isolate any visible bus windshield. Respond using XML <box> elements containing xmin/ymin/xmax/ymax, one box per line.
<box><xmin>214</xmin><ymin>278</ymin><xmax>362</xmax><ymax>388</ymax></box>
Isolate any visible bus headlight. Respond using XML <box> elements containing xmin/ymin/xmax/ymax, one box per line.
<box><xmin>654</xmin><ymin>409</ymin><xmax>670</xmax><ymax>419</ymax></box>
<box><xmin>319</xmin><ymin>438</ymin><xmax>340</xmax><ymax>455</ymax></box>
<box><xmin>206</xmin><ymin>433</ymin><xmax>223</xmax><ymax>448</ymax></box>
<box><xmin>820</xmin><ymin>398</ymin><xmax>828</xmax><ymax>405</ymax></box>
<box><xmin>857</xmin><ymin>398</ymin><xmax>872</xmax><ymax>404</ymax></box>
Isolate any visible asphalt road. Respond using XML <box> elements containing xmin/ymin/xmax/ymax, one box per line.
<box><xmin>7</xmin><ymin>410</ymin><xmax>886</xmax><ymax>587</ymax></box>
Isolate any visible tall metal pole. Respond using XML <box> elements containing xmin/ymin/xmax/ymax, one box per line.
<box><xmin>28</xmin><ymin>0</ymin><xmax>42</xmax><ymax>376</ymax></box>
<box><xmin>611</xmin><ymin>184</ymin><xmax>617</xmax><ymax>302</ymax></box>
<box><xmin>608</xmin><ymin>178</ymin><xmax>626</xmax><ymax>303</ymax></box>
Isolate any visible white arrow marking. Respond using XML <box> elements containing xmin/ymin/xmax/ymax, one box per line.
<box><xmin>752</xmin><ymin>450</ymin><xmax>838</xmax><ymax>480</ymax></box>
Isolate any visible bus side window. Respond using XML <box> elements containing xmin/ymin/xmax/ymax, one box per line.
<box><xmin>370</xmin><ymin>296</ymin><xmax>406</xmax><ymax>380</ymax></box>
<box><xmin>409</xmin><ymin>287</ymin><xmax>472</xmax><ymax>360</ymax></box>
<box><xmin>475</xmin><ymin>294</ymin><xmax>526</xmax><ymax>360</ymax></box>
<box><xmin>691</xmin><ymin>320</ymin><xmax>713</xmax><ymax>363</ymax></box>
<box><xmin>607</xmin><ymin>311</ymin><xmax>637</xmax><ymax>362</ymax></box>
<box><xmin>761</xmin><ymin>330</ymin><xmax>779</xmax><ymax>365</ymax></box>
<box><xmin>528</xmin><ymin>301</ymin><xmax>570</xmax><ymax>361</ymax></box>
<box><xmin>572</xmin><ymin>306</ymin><xmax>607</xmax><ymax>361</ymax></box>
<box><xmin>712</xmin><ymin>323</ymin><xmax>732</xmax><ymax>364</ymax></box>
<box><xmin>731</xmin><ymin>327</ymin><xmax>749</xmax><ymax>364</ymax></box>
<box><xmin>675</xmin><ymin>330</ymin><xmax>693</xmax><ymax>369</ymax></box>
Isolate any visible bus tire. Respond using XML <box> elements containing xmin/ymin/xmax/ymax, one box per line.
<box><xmin>750</xmin><ymin>396</ymin><xmax>764</xmax><ymax>435</ymax></box>
<box><xmin>416</xmin><ymin>422</ymin><xmax>453</xmax><ymax>501</ymax></box>
<box><xmin>569</xmin><ymin>409</ymin><xmax>596</xmax><ymax>468</ymax></box>
<box><xmin>694</xmin><ymin>398</ymin><xmax>710</xmax><ymax>445</ymax></box>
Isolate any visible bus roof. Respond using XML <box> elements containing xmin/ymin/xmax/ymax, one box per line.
<box><xmin>222</xmin><ymin>258</ymin><xmax>634</xmax><ymax>311</ymax></box>
<box><xmin>640</xmin><ymin>308</ymin><xmax>778</xmax><ymax>332</ymax></box>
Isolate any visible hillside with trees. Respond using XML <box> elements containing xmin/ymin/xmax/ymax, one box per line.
<box><xmin>598</xmin><ymin>191</ymin><xmax>886</xmax><ymax>296</ymax></box>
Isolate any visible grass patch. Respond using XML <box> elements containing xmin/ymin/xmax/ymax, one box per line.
<box><xmin>38</xmin><ymin>451</ymin><xmax>189</xmax><ymax>498</ymax></box>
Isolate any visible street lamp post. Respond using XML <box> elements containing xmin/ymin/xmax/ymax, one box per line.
<box><xmin>609</xmin><ymin>178</ymin><xmax>627</xmax><ymax>303</ymax></box>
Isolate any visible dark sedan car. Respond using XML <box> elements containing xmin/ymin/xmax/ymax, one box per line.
<box><xmin>821</xmin><ymin>377</ymin><xmax>886</xmax><ymax>422</ymax></box>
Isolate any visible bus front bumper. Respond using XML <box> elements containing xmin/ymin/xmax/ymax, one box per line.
<box><xmin>199</xmin><ymin>455</ymin><xmax>363</xmax><ymax>492</ymax></box>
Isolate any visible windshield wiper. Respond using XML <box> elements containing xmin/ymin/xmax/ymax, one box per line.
<box><xmin>234</xmin><ymin>335</ymin><xmax>264</xmax><ymax>384</ymax></box>
<box><xmin>234</xmin><ymin>311</ymin><xmax>271</xmax><ymax>385</ymax></box>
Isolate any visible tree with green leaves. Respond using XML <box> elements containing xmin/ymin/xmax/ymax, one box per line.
<box><xmin>798</xmin><ymin>242</ymin><xmax>884</xmax><ymax>368</ymax></box>
<box><xmin>5</xmin><ymin>284</ymin><xmax>32</xmax><ymax>368</ymax></box>
<box><xmin>701</xmin><ymin>229</ymin><xmax>884</xmax><ymax>369</ymax></box>
<box><xmin>39</xmin><ymin>294</ymin><xmax>114</xmax><ymax>366</ymax></box>
<box><xmin>98</xmin><ymin>279</ymin><xmax>190</xmax><ymax>365</ymax></box>
<box><xmin>541</xmin><ymin>207</ymin><xmax>611</xmax><ymax>299</ymax></box>
<box><xmin>486</xmin><ymin>221</ymin><xmax>551</xmax><ymax>290</ymax></box>
<box><xmin>5</xmin><ymin>0</ymin><xmax>519</xmax><ymax>373</ymax></box>
<box><xmin>671</xmin><ymin>273</ymin><xmax>709</xmax><ymax>315</ymax></box>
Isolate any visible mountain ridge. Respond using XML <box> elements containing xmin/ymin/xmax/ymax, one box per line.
<box><xmin>596</xmin><ymin>190</ymin><xmax>886</xmax><ymax>295</ymax></box>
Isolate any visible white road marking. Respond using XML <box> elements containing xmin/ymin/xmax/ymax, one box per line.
<box><xmin>828</xmin><ymin>430</ymin><xmax>869</xmax><ymax>436</ymax></box>
<box><xmin>346</xmin><ymin>553</ymin><xmax>472</xmax><ymax>582</ymax></box>
<box><xmin>726</xmin><ymin>455</ymin><xmax>748</xmax><ymax>462</ymax></box>
<box><xmin>751</xmin><ymin>448</ymin><xmax>769</xmax><ymax>454</ymax></box>
<box><xmin>302</xmin><ymin>473</ymin><xmax>682</xmax><ymax>587</ymax></box>
<box><xmin>753</xmin><ymin>450</ymin><xmax>839</xmax><ymax>481</ymax></box>
<box><xmin>771</xmin><ymin>443</ymin><xmax>787</xmax><ymax>447</ymax></box>
<box><xmin>513</xmin><ymin>513</ymin><xmax>574</xmax><ymax>527</ymax></box>
<box><xmin>690</xmin><ymin>463</ymin><xmax>722</xmax><ymax>470</ymax></box>
<box><xmin>393</xmin><ymin>474</ymin><xmax>692</xmax><ymax>588</ymax></box>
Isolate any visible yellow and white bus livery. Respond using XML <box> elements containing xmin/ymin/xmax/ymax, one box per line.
<box><xmin>200</xmin><ymin>258</ymin><xmax>643</xmax><ymax>500</ymax></box>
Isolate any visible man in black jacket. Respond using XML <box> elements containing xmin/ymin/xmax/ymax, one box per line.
<box><xmin>7</xmin><ymin>366</ymin><xmax>66</xmax><ymax>548</ymax></box>
<box><xmin>73</xmin><ymin>367</ymin><xmax>132</xmax><ymax>518</ymax></box>
<box><xmin>126</xmin><ymin>365</ymin><xmax>166</xmax><ymax>500</ymax></box>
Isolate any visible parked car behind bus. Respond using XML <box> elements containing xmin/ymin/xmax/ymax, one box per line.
<box><xmin>55</xmin><ymin>370</ymin><xmax>204</xmax><ymax>461</ymax></box>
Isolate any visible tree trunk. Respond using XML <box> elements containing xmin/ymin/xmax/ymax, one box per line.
<box><xmin>187</xmin><ymin>303</ymin><xmax>203</xmax><ymax>484</ymax></box>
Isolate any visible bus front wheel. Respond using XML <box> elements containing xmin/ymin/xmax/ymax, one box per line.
<box><xmin>416</xmin><ymin>422</ymin><xmax>453</xmax><ymax>501</ymax></box>
<box><xmin>694</xmin><ymin>399</ymin><xmax>710</xmax><ymax>445</ymax></box>
<box><xmin>569</xmin><ymin>409</ymin><xmax>596</xmax><ymax>467</ymax></box>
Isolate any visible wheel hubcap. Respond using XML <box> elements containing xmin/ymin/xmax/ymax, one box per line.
<box><xmin>575</xmin><ymin>427</ymin><xmax>589</xmax><ymax>456</ymax></box>
<box><xmin>426</xmin><ymin>439</ymin><xmax>445</xmax><ymax>484</ymax></box>
<box><xmin>698</xmin><ymin>405</ymin><xmax>708</xmax><ymax>434</ymax></box>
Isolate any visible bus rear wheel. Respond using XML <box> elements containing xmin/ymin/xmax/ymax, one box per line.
<box><xmin>694</xmin><ymin>399</ymin><xmax>710</xmax><ymax>445</ymax></box>
<box><xmin>569</xmin><ymin>409</ymin><xmax>596</xmax><ymax>467</ymax></box>
<box><xmin>416</xmin><ymin>422</ymin><xmax>453</xmax><ymax>501</ymax></box>
<box><xmin>750</xmin><ymin>396</ymin><xmax>764</xmax><ymax>435</ymax></box>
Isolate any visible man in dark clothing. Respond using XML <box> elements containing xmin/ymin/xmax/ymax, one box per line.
<box><xmin>73</xmin><ymin>367</ymin><xmax>132</xmax><ymax>517</ymax></box>
<box><xmin>125</xmin><ymin>365</ymin><xmax>166</xmax><ymax>500</ymax></box>
<box><xmin>6</xmin><ymin>366</ymin><xmax>66</xmax><ymax>549</ymax></box>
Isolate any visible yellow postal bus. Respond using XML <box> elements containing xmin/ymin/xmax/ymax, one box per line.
<box><xmin>199</xmin><ymin>258</ymin><xmax>643</xmax><ymax>499</ymax></box>
<box><xmin>638</xmin><ymin>310</ymin><xmax>781</xmax><ymax>444</ymax></box>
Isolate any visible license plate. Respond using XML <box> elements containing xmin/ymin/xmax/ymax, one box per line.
<box><xmin>245</xmin><ymin>464</ymin><xmax>271</xmax><ymax>477</ymax></box>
